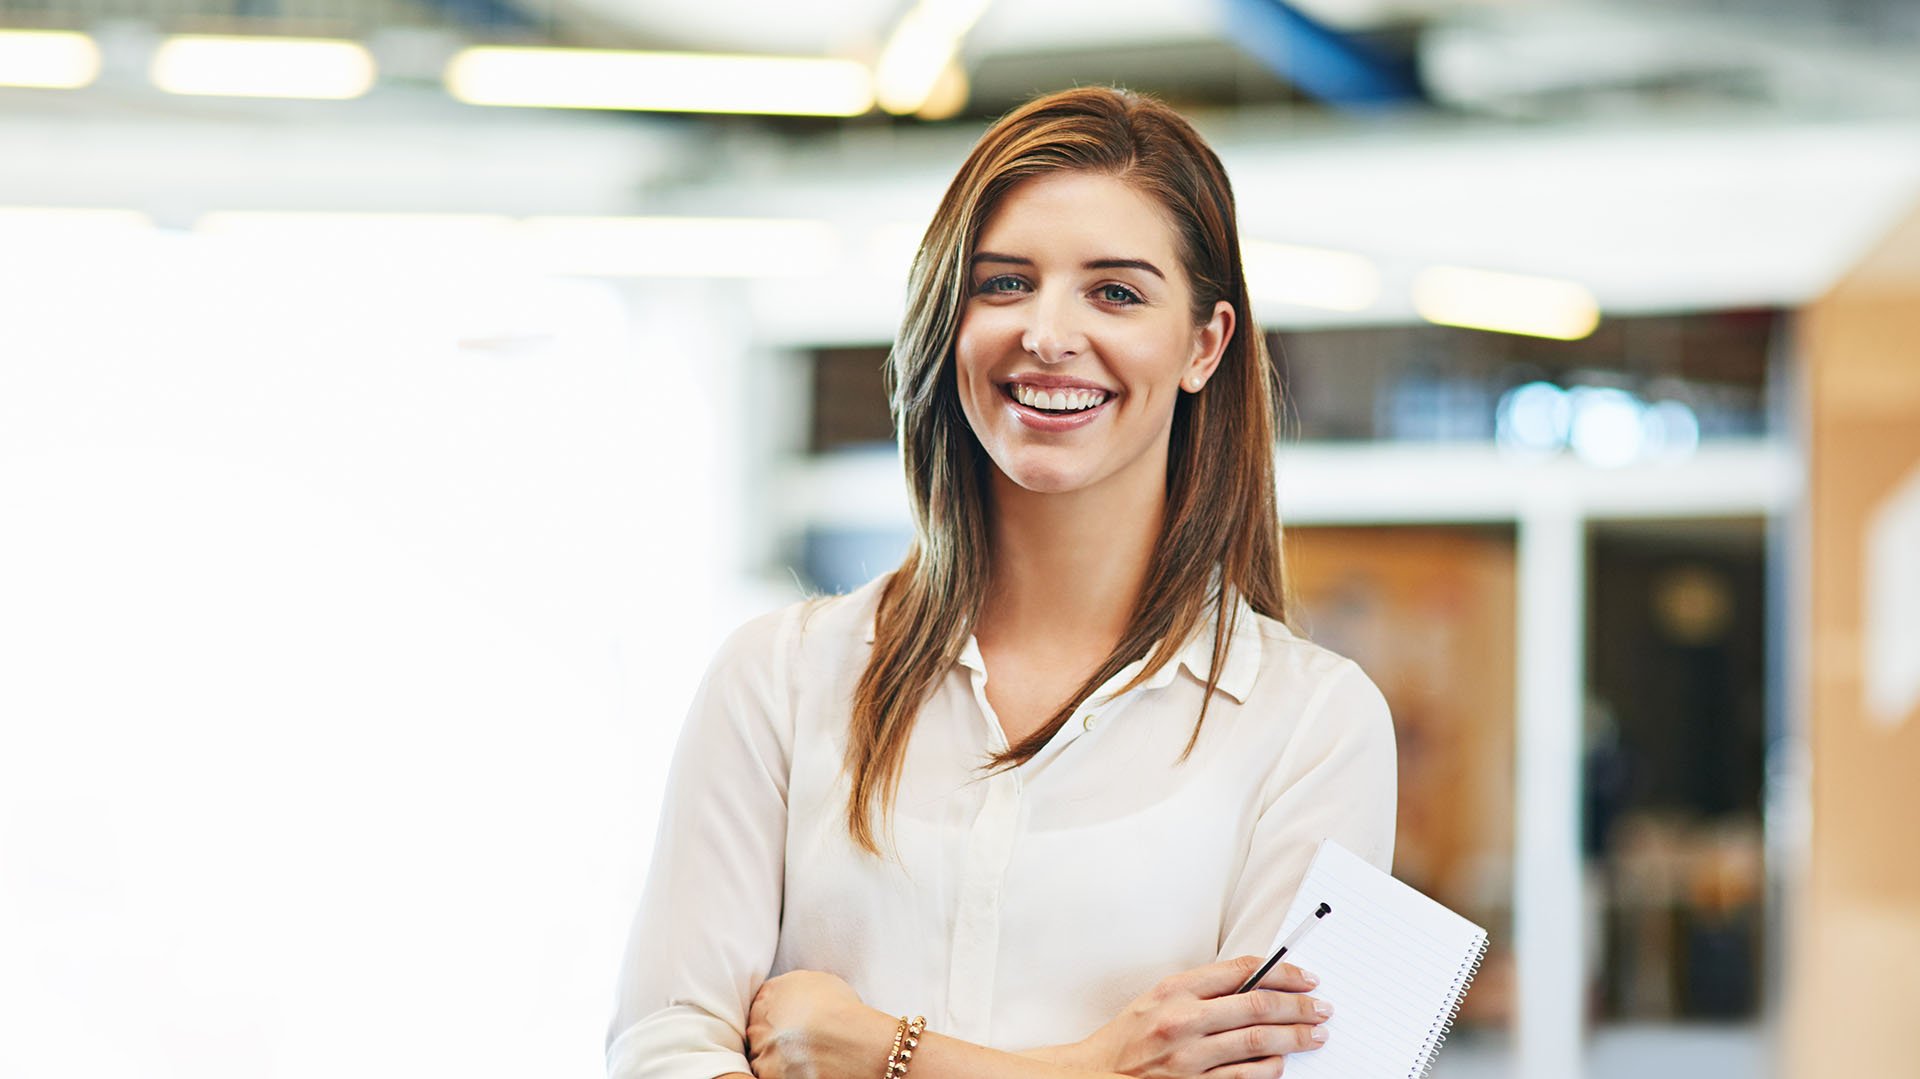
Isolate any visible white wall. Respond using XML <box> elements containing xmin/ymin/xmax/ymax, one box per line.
<box><xmin>0</xmin><ymin>225</ymin><xmax>771</xmax><ymax>1078</ymax></box>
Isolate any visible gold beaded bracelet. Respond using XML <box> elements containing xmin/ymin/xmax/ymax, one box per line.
<box><xmin>884</xmin><ymin>1018</ymin><xmax>904</xmax><ymax>1076</ymax></box>
<box><xmin>884</xmin><ymin>1015</ymin><xmax>926</xmax><ymax>1077</ymax></box>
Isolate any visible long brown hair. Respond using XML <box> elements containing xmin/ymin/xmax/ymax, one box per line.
<box><xmin>845</xmin><ymin>86</ymin><xmax>1290</xmax><ymax>856</ymax></box>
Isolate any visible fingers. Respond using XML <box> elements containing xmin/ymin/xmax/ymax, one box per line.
<box><xmin>1158</xmin><ymin>956</ymin><xmax>1332</xmax><ymax>1076</ymax></box>
<box><xmin>1194</xmin><ymin>1017</ymin><xmax>1328</xmax><ymax>1066</ymax></box>
<box><xmin>743</xmin><ymin>1011</ymin><xmax>767</xmax><ymax>1063</ymax></box>
<box><xmin>1194</xmin><ymin>981</ymin><xmax>1330</xmax><ymax>1036</ymax></box>
<box><xmin>1179</xmin><ymin>955</ymin><xmax>1320</xmax><ymax>998</ymax></box>
<box><xmin>1204</xmin><ymin>1058</ymin><xmax>1284</xmax><ymax>1079</ymax></box>
<box><xmin>1250</xmin><ymin>957</ymin><xmax>1321</xmax><ymax>994</ymax></box>
<box><xmin>1203</xmin><ymin>1056</ymin><xmax>1287</xmax><ymax>1079</ymax></box>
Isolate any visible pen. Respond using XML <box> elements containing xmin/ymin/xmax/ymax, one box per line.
<box><xmin>1235</xmin><ymin>902</ymin><xmax>1332</xmax><ymax>993</ymax></box>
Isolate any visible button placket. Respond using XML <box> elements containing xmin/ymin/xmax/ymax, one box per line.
<box><xmin>965</xmin><ymin>665</ymin><xmax>1008</xmax><ymax>751</ymax></box>
<box><xmin>945</xmin><ymin>768</ymin><xmax>1020</xmax><ymax>1043</ymax></box>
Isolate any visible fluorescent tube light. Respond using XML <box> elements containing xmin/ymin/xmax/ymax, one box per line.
<box><xmin>1412</xmin><ymin>265</ymin><xmax>1600</xmax><ymax>340</ymax></box>
<box><xmin>151</xmin><ymin>36</ymin><xmax>376</xmax><ymax>100</ymax></box>
<box><xmin>913</xmin><ymin>61</ymin><xmax>969</xmax><ymax>121</ymax></box>
<box><xmin>0</xmin><ymin>29</ymin><xmax>100</xmax><ymax>89</ymax></box>
<box><xmin>1242</xmin><ymin>240</ymin><xmax>1381</xmax><ymax>312</ymax></box>
<box><xmin>874</xmin><ymin>0</ymin><xmax>991</xmax><ymax>115</ymax></box>
<box><xmin>445</xmin><ymin>47</ymin><xmax>874</xmax><ymax>117</ymax></box>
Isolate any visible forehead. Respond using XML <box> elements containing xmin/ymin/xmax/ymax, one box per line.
<box><xmin>975</xmin><ymin>171</ymin><xmax>1183</xmax><ymax>267</ymax></box>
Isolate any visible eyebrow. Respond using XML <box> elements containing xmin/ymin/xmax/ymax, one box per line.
<box><xmin>971</xmin><ymin>252</ymin><xmax>1167</xmax><ymax>281</ymax></box>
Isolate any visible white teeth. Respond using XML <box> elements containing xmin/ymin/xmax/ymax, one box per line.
<box><xmin>1012</xmin><ymin>384</ymin><xmax>1109</xmax><ymax>412</ymax></box>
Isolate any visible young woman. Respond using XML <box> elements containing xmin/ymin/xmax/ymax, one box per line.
<box><xmin>607</xmin><ymin>87</ymin><xmax>1397</xmax><ymax>1079</ymax></box>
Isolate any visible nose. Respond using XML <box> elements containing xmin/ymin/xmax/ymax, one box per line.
<box><xmin>1019</xmin><ymin>289</ymin><xmax>1088</xmax><ymax>364</ymax></box>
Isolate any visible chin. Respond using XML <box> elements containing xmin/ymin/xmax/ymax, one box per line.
<box><xmin>1012</xmin><ymin>476</ymin><xmax>1083</xmax><ymax>496</ymax></box>
<box><xmin>997</xmin><ymin>457</ymin><xmax>1095</xmax><ymax>495</ymax></box>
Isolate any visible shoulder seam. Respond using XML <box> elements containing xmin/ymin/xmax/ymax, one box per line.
<box><xmin>1256</xmin><ymin>657</ymin><xmax>1364</xmax><ymax>808</ymax></box>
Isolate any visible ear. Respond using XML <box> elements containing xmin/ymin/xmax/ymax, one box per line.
<box><xmin>1183</xmin><ymin>300</ymin><xmax>1235</xmax><ymax>392</ymax></box>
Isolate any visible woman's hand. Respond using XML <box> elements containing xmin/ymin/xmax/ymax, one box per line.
<box><xmin>745</xmin><ymin>970</ymin><xmax>896</xmax><ymax>1079</ymax></box>
<box><xmin>1073</xmin><ymin>955</ymin><xmax>1332</xmax><ymax>1078</ymax></box>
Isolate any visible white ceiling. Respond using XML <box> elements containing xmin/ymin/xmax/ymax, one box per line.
<box><xmin>714</xmin><ymin>108</ymin><xmax>1920</xmax><ymax>343</ymax></box>
<box><xmin>549</xmin><ymin>0</ymin><xmax>900</xmax><ymax>55</ymax></box>
<box><xmin>545</xmin><ymin>0</ymin><xmax>1443</xmax><ymax>57</ymax></box>
<box><xmin>3</xmin><ymin>0</ymin><xmax>1917</xmax><ymax>345</ymax></box>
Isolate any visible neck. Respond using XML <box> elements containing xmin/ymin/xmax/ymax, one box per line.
<box><xmin>977</xmin><ymin>459</ymin><xmax>1166</xmax><ymax>653</ymax></box>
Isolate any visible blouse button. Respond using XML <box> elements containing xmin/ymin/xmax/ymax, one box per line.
<box><xmin>1082</xmin><ymin>713</ymin><xmax>1098</xmax><ymax>730</ymax></box>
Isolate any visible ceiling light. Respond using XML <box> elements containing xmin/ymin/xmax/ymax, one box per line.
<box><xmin>151</xmin><ymin>36</ymin><xmax>376</xmax><ymax>99</ymax></box>
<box><xmin>1413</xmin><ymin>265</ymin><xmax>1600</xmax><ymax>340</ymax></box>
<box><xmin>913</xmin><ymin>60</ymin><xmax>970</xmax><ymax>121</ymax></box>
<box><xmin>875</xmin><ymin>0</ymin><xmax>991</xmax><ymax>115</ymax></box>
<box><xmin>1241</xmin><ymin>240</ymin><xmax>1380</xmax><ymax>312</ymax></box>
<box><xmin>0</xmin><ymin>29</ymin><xmax>100</xmax><ymax>89</ymax></box>
<box><xmin>445</xmin><ymin>47</ymin><xmax>873</xmax><ymax>117</ymax></box>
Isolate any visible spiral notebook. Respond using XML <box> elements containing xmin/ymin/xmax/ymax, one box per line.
<box><xmin>1269</xmin><ymin>839</ymin><xmax>1488</xmax><ymax>1078</ymax></box>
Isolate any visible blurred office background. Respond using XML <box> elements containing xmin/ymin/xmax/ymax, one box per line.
<box><xmin>2</xmin><ymin>1</ymin><xmax>1918</xmax><ymax>1077</ymax></box>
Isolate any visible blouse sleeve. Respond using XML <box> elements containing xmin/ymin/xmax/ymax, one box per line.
<box><xmin>605</xmin><ymin>605</ymin><xmax>798</xmax><ymax>1079</ymax></box>
<box><xmin>1216</xmin><ymin>657</ymin><xmax>1399</xmax><ymax>964</ymax></box>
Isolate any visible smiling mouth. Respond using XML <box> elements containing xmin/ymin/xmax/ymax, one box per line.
<box><xmin>1002</xmin><ymin>383</ymin><xmax>1114</xmax><ymax>413</ymax></box>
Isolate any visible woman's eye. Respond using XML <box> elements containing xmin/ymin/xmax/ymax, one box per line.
<box><xmin>978</xmin><ymin>275</ymin><xmax>1027</xmax><ymax>295</ymax></box>
<box><xmin>1097</xmin><ymin>283</ymin><xmax>1143</xmax><ymax>305</ymax></box>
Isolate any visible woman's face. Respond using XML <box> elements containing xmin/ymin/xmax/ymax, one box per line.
<box><xmin>954</xmin><ymin>170</ymin><xmax>1232</xmax><ymax>500</ymax></box>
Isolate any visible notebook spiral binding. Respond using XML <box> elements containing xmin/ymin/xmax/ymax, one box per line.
<box><xmin>1408</xmin><ymin>933</ymin><xmax>1491</xmax><ymax>1079</ymax></box>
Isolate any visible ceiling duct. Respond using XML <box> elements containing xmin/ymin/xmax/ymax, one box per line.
<box><xmin>1420</xmin><ymin>3</ymin><xmax>1920</xmax><ymax>117</ymax></box>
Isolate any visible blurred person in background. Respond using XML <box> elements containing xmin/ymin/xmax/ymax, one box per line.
<box><xmin>607</xmin><ymin>87</ymin><xmax>1398</xmax><ymax>1079</ymax></box>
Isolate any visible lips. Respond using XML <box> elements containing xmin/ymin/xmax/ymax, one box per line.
<box><xmin>1000</xmin><ymin>382</ymin><xmax>1115</xmax><ymax>432</ymax></box>
<box><xmin>1001</xmin><ymin>377</ymin><xmax>1116</xmax><ymax>395</ymax></box>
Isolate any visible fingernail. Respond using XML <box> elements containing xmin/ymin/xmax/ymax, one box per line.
<box><xmin>1302</xmin><ymin>969</ymin><xmax>1320</xmax><ymax>987</ymax></box>
<box><xmin>1314</xmin><ymin>999</ymin><xmax>1333</xmax><ymax>1019</ymax></box>
<box><xmin>1312</xmin><ymin>1025</ymin><xmax>1329</xmax><ymax>1043</ymax></box>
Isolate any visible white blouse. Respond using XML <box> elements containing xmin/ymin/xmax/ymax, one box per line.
<box><xmin>606</xmin><ymin>572</ymin><xmax>1397</xmax><ymax>1079</ymax></box>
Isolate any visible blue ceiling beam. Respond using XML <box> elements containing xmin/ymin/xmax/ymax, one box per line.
<box><xmin>1222</xmin><ymin>0</ymin><xmax>1424</xmax><ymax>109</ymax></box>
<box><xmin>431</xmin><ymin>0</ymin><xmax>542</xmax><ymax>31</ymax></box>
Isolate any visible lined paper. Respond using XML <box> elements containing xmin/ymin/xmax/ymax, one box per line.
<box><xmin>1265</xmin><ymin>839</ymin><xmax>1489</xmax><ymax>1078</ymax></box>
